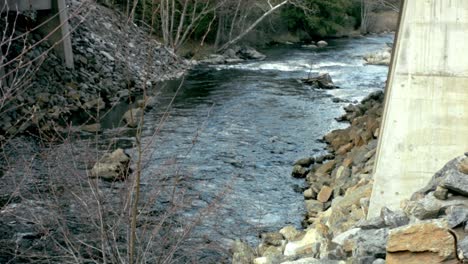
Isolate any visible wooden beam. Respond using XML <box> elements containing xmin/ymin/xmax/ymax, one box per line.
<box><xmin>2</xmin><ymin>0</ymin><xmax>52</xmax><ymax>11</ymax></box>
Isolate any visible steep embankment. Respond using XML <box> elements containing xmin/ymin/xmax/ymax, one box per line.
<box><xmin>0</xmin><ymin>1</ymin><xmax>189</xmax><ymax>138</ymax></box>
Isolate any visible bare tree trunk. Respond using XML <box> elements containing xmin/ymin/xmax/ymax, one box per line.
<box><xmin>217</xmin><ymin>0</ymin><xmax>289</xmax><ymax>52</ymax></box>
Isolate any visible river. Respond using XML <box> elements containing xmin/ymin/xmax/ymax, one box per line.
<box><xmin>109</xmin><ymin>35</ymin><xmax>393</xmax><ymax>261</ymax></box>
<box><xmin>2</xmin><ymin>34</ymin><xmax>392</xmax><ymax>263</ymax></box>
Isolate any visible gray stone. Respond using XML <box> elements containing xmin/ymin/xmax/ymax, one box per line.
<box><xmin>458</xmin><ymin>237</ymin><xmax>468</xmax><ymax>260</ymax></box>
<box><xmin>346</xmin><ymin>228</ymin><xmax>389</xmax><ymax>259</ymax></box>
<box><xmin>292</xmin><ymin>165</ymin><xmax>309</xmax><ymax>178</ymax></box>
<box><xmin>404</xmin><ymin>193</ymin><xmax>468</xmax><ymax>220</ymax></box>
<box><xmin>442</xmin><ymin>169</ymin><xmax>468</xmax><ymax>196</ymax></box>
<box><xmin>281</xmin><ymin>258</ymin><xmax>344</xmax><ymax>264</ymax></box>
<box><xmin>261</xmin><ymin>232</ymin><xmax>284</xmax><ymax>247</ymax></box>
<box><xmin>381</xmin><ymin>207</ymin><xmax>409</xmax><ymax>228</ymax></box>
<box><xmin>372</xmin><ymin>259</ymin><xmax>385</xmax><ymax>264</ymax></box>
<box><xmin>294</xmin><ymin>157</ymin><xmax>315</xmax><ymax>167</ymax></box>
<box><xmin>445</xmin><ymin>206</ymin><xmax>468</xmax><ymax>228</ymax></box>
<box><xmin>356</xmin><ymin>216</ymin><xmax>385</xmax><ymax>230</ymax></box>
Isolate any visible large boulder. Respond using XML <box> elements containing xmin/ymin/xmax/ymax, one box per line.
<box><xmin>237</xmin><ymin>46</ymin><xmax>266</xmax><ymax>60</ymax></box>
<box><xmin>90</xmin><ymin>148</ymin><xmax>131</xmax><ymax>181</ymax></box>
<box><xmin>386</xmin><ymin>220</ymin><xmax>457</xmax><ymax>264</ymax></box>
<box><xmin>363</xmin><ymin>48</ymin><xmax>391</xmax><ymax>66</ymax></box>
<box><xmin>302</xmin><ymin>73</ymin><xmax>337</xmax><ymax>89</ymax></box>
<box><xmin>317</xmin><ymin>40</ymin><xmax>328</xmax><ymax>48</ymax></box>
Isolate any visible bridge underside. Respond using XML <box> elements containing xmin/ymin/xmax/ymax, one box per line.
<box><xmin>368</xmin><ymin>0</ymin><xmax>468</xmax><ymax>217</ymax></box>
<box><xmin>2</xmin><ymin>0</ymin><xmax>73</xmax><ymax>69</ymax></box>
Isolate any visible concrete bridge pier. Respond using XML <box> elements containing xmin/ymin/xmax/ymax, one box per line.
<box><xmin>368</xmin><ymin>0</ymin><xmax>468</xmax><ymax>217</ymax></box>
<box><xmin>2</xmin><ymin>0</ymin><xmax>74</xmax><ymax>69</ymax></box>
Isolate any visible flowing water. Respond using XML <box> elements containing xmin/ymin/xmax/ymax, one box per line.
<box><xmin>109</xmin><ymin>34</ymin><xmax>394</xmax><ymax>255</ymax></box>
<box><xmin>5</xmin><ymin>34</ymin><xmax>393</xmax><ymax>262</ymax></box>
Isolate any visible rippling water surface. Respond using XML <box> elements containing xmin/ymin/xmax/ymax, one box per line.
<box><xmin>103</xmin><ymin>35</ymin><xmax>392</xmax><ymax>260</ymax></box>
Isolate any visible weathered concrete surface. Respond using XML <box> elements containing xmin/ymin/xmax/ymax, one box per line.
<box><xmin>368</xmin><ymin>0</ymin><xmax>468</xmax><ymax>217</ymax></box>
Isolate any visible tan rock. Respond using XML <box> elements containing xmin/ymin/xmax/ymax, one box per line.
<box><xmin>342</xmin><ymin>158</ymin><xmax>353</xmax><ymax>168</ymax></box>
<box><xmin>386</xmin><ymin>220</ymin><xmax>457</xmax><ymax>264</ymax></box>
<box><xmin>336</xmin><ymin>143</ymin><xmax>353</xmax><ymax>155</ymax></box>
<box><xmin>316</xmin><ymin>160</ymin><xmax>336</xmax><ymax>177</ymax></box>
<box><xmin>317</xmin><ymin>186</ymin><xmax>333</xmax><ymax>203</ymax></box>
<box><xmin>303</xmin><ymin>188</ymin><xmax>316</xmax><ymax>199</ymax></box>
<box><xmin>279</xmin><ymin>226</ymin><xmax>303</xmax><ymax>241</ymax></box>
<box><xmin>81</xmin><ymin>123</ymin><xmax>101</xmax><ymax>133</ymax></box>
<box><xmin>459</xmin><ymin>157</ymin><xmax>468</xmax><ymax>174</ymax></box>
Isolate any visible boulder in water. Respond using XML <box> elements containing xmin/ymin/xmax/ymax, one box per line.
<box><xmin>317</xmin><ymin>40</ymin><xmax>328</xmax><ymax>48</ymax></box>
<box><xmin>302</xmin><ymin>73</ymin><xmax>337</xmax><ymax>89</ymax></box>
<box><xmin>123</xmin><ymin>108</ymin><xmax>143</xmax><ymax>127</ymax></box>
<box><xmin>363</xmin><ymin>48</ymin><xmax>391</xmax><ymax>65</ymax></box>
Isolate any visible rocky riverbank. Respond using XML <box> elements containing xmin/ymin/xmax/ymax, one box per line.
<box><xmin>233</xmin><ymin>90</ymin><xmax>468</xmax><ymax>264</ymax></box>
<box><xmin>0</xmin><ymin>1</ymin><xmax>190</xmax><ymax>139</ymax></box>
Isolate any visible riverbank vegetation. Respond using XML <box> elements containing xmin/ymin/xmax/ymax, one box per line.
<box><xmin>97</xmin><ymin>0</ymin><xmax>400</xmax><ymax>54</ymax></box>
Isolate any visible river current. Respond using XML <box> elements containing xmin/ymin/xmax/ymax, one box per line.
<box><xmin>95</xmin><ymin>35</ymin><xmax>392</xmax><ymax>261</ymax></box>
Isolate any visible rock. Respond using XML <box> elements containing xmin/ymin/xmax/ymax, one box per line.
<box><xmin>445</xmin><ymin>206</ymin><xmax>468</xmax><ymax>228</ymax></box>
<box><xmin>305</xmin><ymin>200</ymin><xmax>324</xmax><ymax>217</ymax></box>
<box><xmin>261</xmin><ymin>232</ymin><xmax>284</xmax><ymax>247</ymax></box>
<box><xmin>386</xmin><ymin>220</ymin><xmax>457</xmax><ymax>264</ymax></box>
<box><xmin>303</xmin><ymin>188</ymin><xmax>316</xmax><ymax>199</ymax></box>
<box><xmin>292</xmin><ymin>165</ymin><xmax>309</xmax><ymax>178</ymax></box>
<box><xmin>372</xmin><ymin>259</ymin><xmax>385</xmax><ymax>264</ymax></box>
<box><xmin>356</xmin><ymin>216</ymin><xmax>386</xmax><ymax>230</ymax></box>
<box><xmin>403</xmin><ymin>193</ymin><xmax>468</xmax><ymax>220</ymax></box>
<box><xmin>81</xmin><ymin>123</ymin><xmax>101</xmax><ymax>133</ymax></box>
<box><xmin>458</xmin><ymin>237</ymin><xmax>468</xmax><ymax>260</ymax></box>
<box><xmin>123</xmin><ymin>108</ymin><xmax>143</xmax><ymax>127</ymax></box>
<box><xmin>281</xmin><ymin>258</ymin><xmax>344</xmax><ymax>264</ymax></box>
<box><xmin>442</xmin><ymin>168</ymin><xmax>468</xmax><ymax>196</ymax></box>
<box><xmin>84</xmin><ymin>97</ymin><xmax>106</xmax><ymax>110</ymax></box>
<box><xmin>283</xmin><ymin>228</ymin><xmax>322</xmax><ymax>256</ymax></box>
<box><xmin>238</xmin><ymin>46</ymin><xmax>266</xmax><ymax>60</ymax></box>
<box><xmin>363</xmin><ymin>49</ymin><xmax>391</xmax><ymax>66</ymax></box>
<box><xmin>459</xmin><ymin>157</ymin><xmax>468</xmax><ymax>174</ymax></box>
<box><xmin>279</xmin><ymin>226</ymin><xmax>303</xmax><ymax>241</ymax></box>
<box><xmin>137</xmin><ymin>96</ymin><xmax>157</xmax><ymax>109</ymax></box>
<box><xmin>332</xmin><ymin>227</ymin><xmax>361</xmax><ymax>246</ymax></box>
<box><xmin>90</xmin><ymin>148</ymin><xmax>131</xmax><ymax>181</ymax></box>
<box><xmin>317</xmin><ymin>40</ymin><xmax>328</xmax><ymax>48</ymax></box>
<box><xmin>380</xmin><ymin>207</ymin><xmax>409</xmax><ymax>228</ymax></box>
<box><xmin>328</xmin><ymin>184</ymin><xmax>373</xmax><ymax>235</ymax></box>
<box><xmin>317</xmin><ymin>186</ymin><xmax>333</xmax><ymax>203</ymax></box>
<box><xmin>342</xmin><ymin>228</ymin><xmax>388</xmax><ymax>260</ymax></box>
<box><xmin>434</xmin><ymin>186</ymin><xmax>449</xmax><ymax>200</ymax></box>
<box><xmin>315</xmin><ymin>160</ymin><xmax>336</xmax><ymax>177</ymax></box>
<box><xmin>294</xmin><ymin>157</ymin><xmax>315</xmax><ymax>167</ymax></box>
<box><xmin>302</xmin><ymin>73</ymin><xmax>337</xmax><ymax>89</ymax></box>
<box><xmin>200</xmin><ymin>54</ymin><xmax>226</xmax><ymax>64</ymax></box>
<box><xmin>232</xmin><ymin>240</ymin><xmax>255</xmax><ymax>264</ymax></box>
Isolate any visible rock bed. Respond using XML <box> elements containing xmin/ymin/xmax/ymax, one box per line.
<box><xmin>0</xmin><ymin>0</ymin><xmax>189</xmax><ymax>138</ymax></box>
